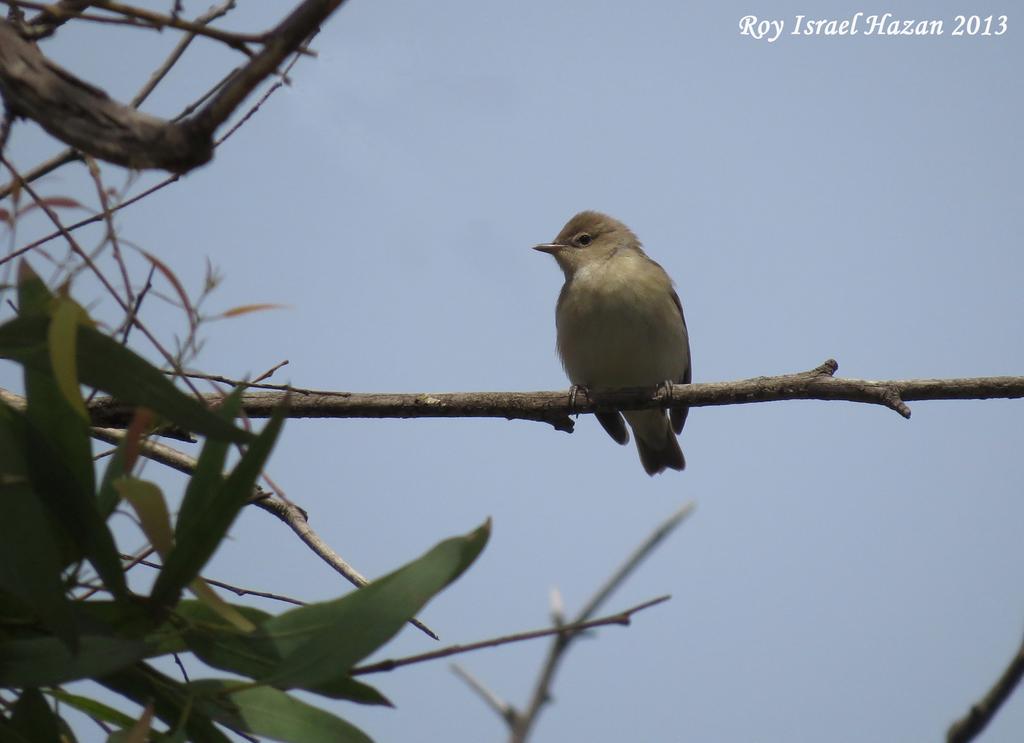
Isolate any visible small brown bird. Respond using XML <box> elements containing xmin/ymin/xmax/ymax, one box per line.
<box><xmin>534</xmin><ymin>211</ymin><xmax>691</xmax><ymax>475</ymax></box>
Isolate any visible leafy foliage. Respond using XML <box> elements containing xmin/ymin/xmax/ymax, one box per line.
<box><xmin>0</xmin><ymin>263</ymin><xmax>489</xmax><ymax>741</ymax></box>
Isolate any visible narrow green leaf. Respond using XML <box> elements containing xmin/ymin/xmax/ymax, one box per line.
<box><xmin>73</xmin><ymin>599</ymin><xmax>166</xmax><ymax>640</ymax></box>
<box><xmin>98</xmin><ymin>664</ymin><xmax>233</xmax><ymax>743</ymax></box>
<box><xmin>0</xmin><ymin>635</ymin><xmax>148</xmax><ymax>687</ymax></box>
<box><xmin>324</xmin><ymin>678</ymin><xmax>394</xmax><ymax>708</ymax></box>
<box><xmin>189</xmin><ymin>681</ymin><xmax>373</xmax><ymax>743</ymax></box>
<box><xmin>0</xmin><ymin>722</ymin><xmax>34</xmax><ymax>743</ymax></box>
<box><xmin>105</xmin><ymin>701</ymin><xmax>153</xmax><ymax>743</ymax></box>
<box><xmin>152</xmin><ymin>403</ymin><xmax>285</xmax><ymax>606</ymax></box>
<box><xmin>264</xmin><ymin>521</ymin><xmax>489</xmax><ymax>691</ymax></box>
<box><xmin>187</xmin><ymin>580</ymin><xmax>256</xmax><ymax>632</ymax></box>
<box><xmin>0</xmin><ymin>406</ymin><xmax>77</xmax><ymax>648</ymax></box>
<box><xmin>19</xmin><ymin>418</ymin><xmax>128</xmax><ymax>599</ymax></box>
<box><xmin>12</xmin><ymin>265</ymin><xmax>126</xmax><ymax>597</ymax></box>
<box><xmin>46</xmin><ymin>689</ymin><xmax>137</xmax><ymax>729</ymax></box>
<box><xmin>0</xmin><ymin>315</ymin><xmax>252</xmax><ymax>445</ymax></box>
<box><xmin>115</xmin><ymin>478</ymin><xmax>174</xmax><ymax>557</ymax></box>
<box><xmin>174</xmin><ymin>599</ymin><xmax>392</xmax><ymax>703</ymax></box>
<box><xmin>14</xmin><ymin>260</ymin><xmax>51</xmax><ymax>315</ymax></box>
<box><xmin>9</xmin><ymin>689</ymin><xmax>60</xmax><ymax>743</ymax></box>
<box><xmin>47</xmin><ymin>296</ymin><xmax>88</xmax><ymax>420</ymax></box>
<box><xmin>174</xmin><ymin>388</ymin><xmax>243</xmax><ymax>540</ymax></box>
<box><xmin>96</xmin><ymin>445</ymin><xmax>128</xmax><ymax>518</ymax></box>
<box><xmin>0</xmin><ymin>481</ymin><xmax>77</xmax><ymax>649</ymax></box>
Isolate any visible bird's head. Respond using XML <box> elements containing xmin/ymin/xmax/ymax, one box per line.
<box><xmin>533</xmin><ymin>211</ymin><xmax>641</xmax><ymax>278</ymax></box>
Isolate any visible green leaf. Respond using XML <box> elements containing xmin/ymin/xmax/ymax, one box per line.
<box><xmin>0</xmin><ymin>315</ymin><xmax>251</xmax><ymax>445</ymax></box>
<box><xmin>264</xmin><ymin>521</ymin><xmax>489</xmax><ymax>691</ymax></box>
<box><xmin>0</xmin><ymin>635</ymin><xmax>149</xmax><ymax>687</ymax></box>
<box><xmin>189</xmin><ymin>681</ymin><xmax>373</xmax><ymax>743</ymax></box>
<box><xmin>115</xmin><ymin>478</ymin><xmax>174</xmax><ymax>557</ymax></box>
<box><xmin>14</xmin><ymin>260</ymin><xmax>51</xmax><ymax>315</ymax></box>
<box><xmin>46</xmin><ymin>689</ymin><xmax>137</xmax><ymax>729</ymax></box>
<box><xmin>105</xmin><ymin>701</ymin><xmax>153</xmax><ymax>743</ymax></box>
<box><xmin>8</xmin><ymin>691</ymin><xmax>61</xmax><ymax>743</ymax></box>
<box><xmin>19</xmin><ymin>368</ymin><xmax>127</xmax><ymax>601</ymax></box>
<box><xmin>12</xmin><ymin>264</ymin><xmax>127</xmax><ymax>599</ymax></box>
<box><xmin>152</xmin><ymin>402</ymin><xmax>285</xmax><ymax>607</ymax></box>
<box><xmin>0</xmin><ymin>481</ymin><xmax>77</xmax><ymax>649</ymax></box>
<box><xmin>174</xmin><ymin>388</ymin><xmax>242</xmax><ymax>540</ymax></box>
<box><xmin>187</xmin><ymin>580</ymin><xmax>256</xmax><ymax>633</ymax></box>
<box><xmin>323</xmin><ymin>678</ymin><xmax>393</xmax><ymax>708</ymax></box>
<box><xmin>0</xmin><ymin>722</ymin><xmax>34</xmax><ymax>743</ymax></box>
<box><xmin>98</xmin><ymin>664</ymin><xmax>232</xmax><ymax>743</ymax></box>
<box><xmin>0</xmin><ymin>406</ymin><xmax>77</xmax><ymax>648</ymax></box>
<box><xmin>96</xmin><ymin>444</ymin><xmax>128</xmax><ymax>518</ymax></box>
<box><xmin>8</xmin><ymin>689</ymin><xmax>60</xmax><ymax>743</ymax></box>
<box><xmin>47</xmin><ymin>296</ymin><xmax>89</xmax><ymax>420</ymax></box>
<box><xmin>174</xmin><ymin>599</ymin><xmax>392</xmax><ymax>703</ymax></box>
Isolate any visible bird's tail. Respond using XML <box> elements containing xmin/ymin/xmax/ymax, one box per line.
<box><xmin>625</xmin><ymin>410</ymin><xmax>685</xmax><ymax>476</ymax></box>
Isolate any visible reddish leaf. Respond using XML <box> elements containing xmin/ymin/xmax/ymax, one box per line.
<box><xmin>219</xmin><ymin>303</ymin><xmax>287</xmax><ymax>318</ymax></box>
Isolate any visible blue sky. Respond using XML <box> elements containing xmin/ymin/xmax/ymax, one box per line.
<box><xmin>2</xmin><ymin>1</ymin><xmax>1023</xmax><ymax>741</ymax></box>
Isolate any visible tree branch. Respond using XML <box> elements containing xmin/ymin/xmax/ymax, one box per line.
<box><xmin>76</xmin><ymin>361</ymin><xmax>1024</xmax><ymax>432</ymax></box>
<box><xmin>947</xmin><ymin>631</ymin><xmax>1024</xmax><ymax>743</ymax></box>
<box><xmin>509</xmin><ymin>503</ymin><xmax>695</xmax><ymax>742</ymax></box>
<box><xmin>0</xmin><ymin>0</ymin><xmax>348</xmax><ymax>173</ymax></box>
<box><xmin>349</xmin><ymin>595</ymin><xmax>670</xmax><ymax>676</ymax></box>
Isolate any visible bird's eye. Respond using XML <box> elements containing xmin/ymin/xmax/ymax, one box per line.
<box><xmin>576</xmin><ymin>233</ymin><xmax>592</xmax><ymax>247</ymax></box>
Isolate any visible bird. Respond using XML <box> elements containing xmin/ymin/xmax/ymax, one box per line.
<box><xmin>534</xmin><ymin>211</ymin><xmax>691</xmax><ymax>475</ymax></box>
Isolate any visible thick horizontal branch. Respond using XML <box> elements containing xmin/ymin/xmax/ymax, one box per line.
<box><xmin>82</xmin><ymin>360</ymin><xmax>1024</xmax><ymax>433</ymax></box>
<box><xmin>0</xmin><ymin>19</ymin><xmax>212</xmax><ymax>172</ymax></box>
<box><xmin>0</xmin><ymin>0</ymin><xmax>347</xmax><ymax>173</ymax></box>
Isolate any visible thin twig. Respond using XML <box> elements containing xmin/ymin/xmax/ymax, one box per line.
<box><xmin>3</xmin><ymin>0</ymin><xmax>259</xmax><ymax>48</ymax></box>
<box><xmin>350</xmin><ymin>596</ymin><xmax>670</xmax><ymax>676</ymax></box>
<box><xmin>451</xmin><ymin>664</ymin><xmax>518</xmax><ymax>727</ymax></box>
<box><xmin>947</xmin><ymin>631</ymin><xmax>1024</xmax><ymax>743</ymax></box>
<box><xmin>166</xmin><ymin>360</ymin><xmax>290</xmax><ymax>390</ymax></box>
<box><xmin>125</xmin><ymin>555</ymin><xmax>305</xmax><ymax>606</ymax></box>
<box><xmin>131</xmin><ymin>0</ymin><xmax>238</xmax><ymax>108</ymax></box>
<box><xmin>510</xmin><ymin>503</ymin><xmax>695</xmax><ymax>742</ymax></box>
<box><xmin>89</xmin><ymin>0</ymin><xmax>263</xmax><ymax>50</ymax></box>
<box><xmin>82</xmin><ymin>155</ymin><xmax>133</xmax><ymax>308</ymax></box>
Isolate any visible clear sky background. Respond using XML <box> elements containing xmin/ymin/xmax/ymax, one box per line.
<box><xmin>2</xmin><ymin>1</ymin><xmax>1023</xmax><ymax>741</ymax></box>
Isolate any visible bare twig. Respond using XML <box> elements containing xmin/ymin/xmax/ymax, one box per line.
<box><xmin>164</xmin><ymin>360</ymin><xmax>290</xmax><ymax>389</ymax></box>
<box><xmin>77</xmin><ymin>362</ymin><xmax>1024</xmax><ymax>431</ymax></box>
<box><xmin>350</xmin><ymin>596</ymin><xmax>670</xmax><ymax>676</ymax></box>
<box><xmin>947</xmin><ymin>631</ymin><xmax>1024</xmax><ymax>743</ymax></box>
<box><xmin>131</xmin><ymin>0</ymin><xmax>237</xmax><ymax>109</ymax></box>
<box><xmin>89</xmin><ymin>0</ymin><xmax>263</xmax><ymax>50</ymax></box>
<box><xmin>510</xmin><ymin>503</ymin><xmax>695</xmax><ymax>742</ymax></box>
<box><xmin>125</xmin><ymin>554</ymin><xmax>306</xmax><ymax>606</ymax></box>
<box><xmin>451</xmin><ymin>664</ymin><xmax>517</xmax><ymax>727</ymax></box>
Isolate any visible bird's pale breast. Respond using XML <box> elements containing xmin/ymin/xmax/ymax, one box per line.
<box><xmin>555</xmin><ymin>255</ymin><xmax>688</xmax><ymax>388</ymax></box>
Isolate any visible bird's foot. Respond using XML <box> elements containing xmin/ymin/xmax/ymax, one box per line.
<box><xmin>568</xmin><ymin>384</ymin><xmax>591</xmax><ymax>414</ymax></box>
<box><xmin>659</xmin><ymin>379</ymin><xmax>674</xmax><ymax>405</ymax></box>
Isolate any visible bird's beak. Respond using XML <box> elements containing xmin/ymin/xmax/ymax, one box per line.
<box><xmin>533</xmin><ymin>243</ymin><xmax>564</xmax><ymax>254</ymax></box>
